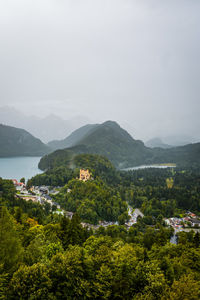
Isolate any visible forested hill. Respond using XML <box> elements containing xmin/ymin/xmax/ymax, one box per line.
<box><xmin>0</xmin><ymin>124</ymin><xmax>51</xmax><ymax>157</ymax></box>
<box><xmin>39</xmin><ymin>121</ymin><xmax>200</xmax><ymax>169</ymax></box>
<box><xmin>76</xmin><ymin>121</ymin><xmax>153</xmax><ymax>168</ymax></box>
<box><xmin>152</xmin><ymin>142</ymin><xmax>200</xmax><ymax>167</ymax></box>
<box><xmin>41</xmin><ymin>121</ymin><xmax>152</xmax><ymax>169</ymax></box>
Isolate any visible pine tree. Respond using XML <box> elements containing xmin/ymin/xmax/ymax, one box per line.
<box><xmin>0</xmin><ymin>207</ymin><xmax>23</xmax><ymax>271</ymax></box>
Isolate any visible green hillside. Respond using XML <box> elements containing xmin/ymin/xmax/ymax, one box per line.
<box><xmin>77</xmin><ymin>121</ymin><xmax>152</xmax><ymax>168</ymax></box>
<box><xmin>0</xmin><ymin>124</ymin><xmax>50</xmax><ymax>157</ymax></box>
<box><xmin>40</xmin><ymin>121</ymin><xmax>152</xmax><ymax>169</ymax></box>
<box><xmin>38</xmin><ymin>121</ymin><xmax>200</xmax><ymax>170</ymax></box>
<box><xmin>29</xmin><ymin>153</ymin><xmax>119</xmax><ymax>187</ymax></box>
<box><xmin>152</xmin><ymin>142</ymin><xmax>200</xmax><ymax>167</ymax></box>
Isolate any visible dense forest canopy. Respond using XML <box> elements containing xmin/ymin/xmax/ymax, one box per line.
<box><xmin>0</xmin><ymin>173</ymin><xmax>200</xmax><ymax>299</ymax></box>
<box><xmin>1</xmin><ymin>153</ymin><xmax>200</xmax><ymax>299</ymax></box>
<box><xmin>29</xmin><ymin>154</ymin><xmax>200</xmax><ymax>223</ymax></box>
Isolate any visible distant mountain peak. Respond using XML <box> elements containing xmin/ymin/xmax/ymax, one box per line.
<box><xmin>47</xmin><ymin>120</ymin><xmax>150</xmax><ymax>168</ymax></box>
<box><xmin>102</xmin><ymin>120</ymin><xmax>120</xmax><ymax>127</ymax></box>
<box><xmin>145</xmin><ymin>137</ymin><xmax>172</xmax><ymax>149</ymax></box>
<box><xmin>0</xmin><ymin>105</ymin><xmax>91</xmax><ymax>143</ymax></box>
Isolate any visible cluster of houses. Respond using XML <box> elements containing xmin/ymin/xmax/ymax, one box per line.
<box><xmin>12</xmin><ymin>175</ymin><xmax>200</xmax><ymax>232</ymax></box>
<box><xmin>12</xmin><ymin>179</ymin><xmax>25</xmax><ymax>190</ymax></box>
<box><xmin>11</xmin><ymin>170</ymin><xmax>93</xmax><ymax>223</ymax></box>
<box><xmin>165</xmin><ymin>211</ymin><xmax>200</xmax><ymax>229</ymax></box>
<box><xmin>12</xmin><ymin>179</ymin><xmax>62</xmax><ymax>211</ymax></box>
<box><xmin>11</xmin><ymin>175</ymin><xmax>146</xmax><ymax>230</ymax></box>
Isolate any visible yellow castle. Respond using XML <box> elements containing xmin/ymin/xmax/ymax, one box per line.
<box><xmin>79</xmin><ymin>169</ymin><xmax>91</xmax><ymax>182</ymax></box>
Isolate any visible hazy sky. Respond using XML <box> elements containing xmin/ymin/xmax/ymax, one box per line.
<box><xmin>0</xmin><ymin>0</ymin><xmax>200</xmax><ymax>140</ymax></box>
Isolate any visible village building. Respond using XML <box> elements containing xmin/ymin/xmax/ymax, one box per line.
<box><xmin>190</xmin><ymin>219</ymin><xmax>200</xmax><ymax>227</ymax></box>
<box><xmin>11</xmin><ymin>179</ymin><xmax>25</xmax><ymax>191</ymax></box>
<box><xmin>79</xmin><ymin>169</ymin><xmax>91</xmax><ymax>182</ymax></box>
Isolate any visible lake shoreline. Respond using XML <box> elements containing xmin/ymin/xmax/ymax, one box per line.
<box><xmin>0</xmin><ymin>156</ymin><xmax>43</xmax><ymax>182</ymax></box>
<box><xmin>122</xmin><ymin>163</ymin><xmax>176</xmax><ymax>171</ymax></box>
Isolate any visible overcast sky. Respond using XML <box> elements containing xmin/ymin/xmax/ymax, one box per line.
<box><xmin>0</xmin><ymin>0</ymin><xmax>200</xmax><ymax>140</ymax></box>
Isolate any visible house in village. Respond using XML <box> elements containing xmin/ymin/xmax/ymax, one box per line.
<box><xmin>190</xmin><ymin>219</ymin><xmax>200</xmax><ymax>227</ymax></box>
<box><xmin>11</xmin><ymin>179</ymin><xmax>25</xmax><ymax>191</ymax></box>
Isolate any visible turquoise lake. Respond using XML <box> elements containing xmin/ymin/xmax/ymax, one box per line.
<box><xmin>0</xmin><ymin>157</ymin><xmax>43</xmax><ymax>182</ymax></box>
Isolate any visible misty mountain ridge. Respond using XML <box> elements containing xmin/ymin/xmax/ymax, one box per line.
<box><xmin>162</xmin><ymin>135</ymin><xmax>198</xmax><ymax>147</ymax></box>
<box><xmin>0</xmin><ymin>124</ymin><xmax>50</xmax><ymax>157</ymax></box>
<box><xmin>0</xmin><ymin>119</ymin><xmax>199</xmax><ymax>169</ymax></box>
<box><xmin>48</xmin><ymin>124</ymin><xmax>99</xmax><ymax>150</ymax></box>
<box><xmin>40</xmin><ymin>120</ymin><xmax>200</xmax><ymax>170</ymax></box>
<box><xmin>48</xmin><ymin>121</ymin><xmax>142</xmax><ymax>150</ymax></box>
<box><xmin>0</xmin><ymin>106</ymin><xmax>91</xmax><ymax>143</ymax></box>
<box><xmin>145</xmin><ymin>137</ymin><xmax>172</xmax><ymax>149</ymax></box>
<box><xmin>40</xmin><ymin>121</ymin><xmax>152</xmax><ymax>169</ymax></box>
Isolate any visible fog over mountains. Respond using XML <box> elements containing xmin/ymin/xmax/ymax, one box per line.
<box><xmin>0</xmin><ymin>106</ymin><xmax>198</xmax><ymax>147</ymax></box>
<box><xmin>38</xmin><ymin>120</ymin><xmax>200</xmax><ymax>170</ymax></box>
<box><xmin>0</xmin><ymin>1</ymin><xmax>200</xmax><ymax>143</ymax></box>
<box><xmin>0</xmin><ymin>106</ymin><xmax>90</xmax><ymax>143</ymax></box>
<box><xmin>0</xmin><ymin>118</ymin><xmax>200</xmax><ymax>169</ymax></box>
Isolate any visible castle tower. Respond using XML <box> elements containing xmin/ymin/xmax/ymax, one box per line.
<box><xmin>79</xmin><ymin>169</ymin><xmax>91</xmax><ymax>181</ymax></box>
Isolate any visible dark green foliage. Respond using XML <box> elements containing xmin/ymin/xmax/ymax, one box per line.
<box><xmin>0</xmin><ymin>178</ymin><xmax>16</xmax><ymax>205</ymax></box>
<box><xmin>32</xmin><ymin>153</ymin><xmax>120</xmax><ymax>187</ymax></box>
<box><xmin>32</xmin><ymin>154</ymin><xmax>200</xmax><ymax>221</ymax></box>
<box><xmin>38</xmin><ymin>149</ymin><xmax>74</xmax><ymax>170</ymax></box>
<box><xmin>74</xmin><ymin>154</ymin><xmax>117</xmax><ymax>183</ymax></box>
<box><xmin>0</xmin><ymin>193</ymin><xmax>199</xmax><ymax>299</ymax></box>
<box><xmin>8</xmin><ymin>263</ymin><xmax>53</xmax><ymax>300</ymax></box>
<box><xmin>0</xmin><ymin>207</ymin><xmax>23</xmax><ymax>272</ymax></box>
<box><xmin>6</xmin><ymin>232</ymin><xmax>200</xmax><ymax>299</ymax></box>
<box><xmin>54</xmin><ymin>179</ymin><xmax>127</xmax><ymax>224</ymax></box>
<box><xmin>0</xmin><ymin>124</ymin><xmax>50</xmax><ymax>157</ymax></box>
<box><xmin>20</xmin><ymin>177</ymin><xmax>25</xmax><ymax>184</ymax></box>
<box><xmin>59</xmin><ymin>214</ymin><xmax>90</xmax><ymax>249</ymax></box>
<box><xmin>119</xmin><ymin>167</ymin><xmax>200</xmax><ymax>217</ymax></box>
<box><xmin>1</xmin><ymin>157</ymin><xmax>200</xmax><ymax>299</ymax></box>
<box><xmin>152</xmin><ymin>142</ymin><xmax>200</xmax><ymax>168</ymax></box>
<box><xmin>28</xmin><ymin>166</ymin><xmax>75</xmax><ymax>187</ymax></box>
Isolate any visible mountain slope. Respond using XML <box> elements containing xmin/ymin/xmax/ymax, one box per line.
<box><xmin>77</xmin><ymin>121</ymin><xmax>152</xmax><ymax>168</ymax></box>
<box><xmin>48</xmin><ymin>124</ymin><xmax>98</xmax><ymax>150</ymax></box>
<box><xmin>152</xmin><ymin>142</ymin><xmax>200</xmax><ymax>167</ymax></box>
<box><xmin>39</xmin><ymin>120</ymin><xmax>200</xmax><ymax>170</ymax></box>
<box><xmin>0</xmin><ymin>124</ymin><xmax>50</xmax><ymax>157</ymax></box>
<box><xmin>40</xmin><ymin>121</ymin><xmax>152</xmax><ymax>169</ymax></box>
